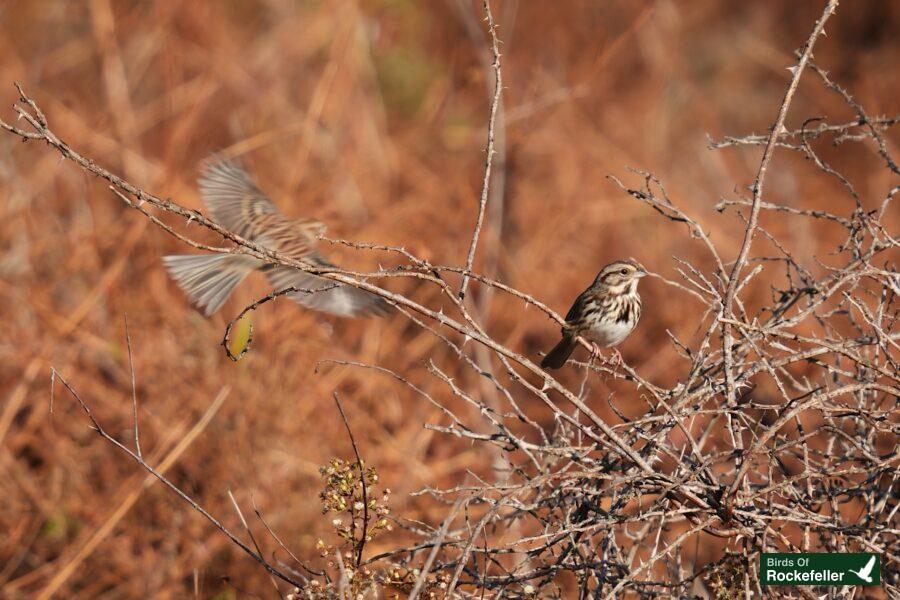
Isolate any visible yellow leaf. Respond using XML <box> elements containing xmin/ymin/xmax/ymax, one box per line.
<box><xmin>228</xmin><ymin>313</ymin><xmax>253</xmax><ymax>358</ymax></box>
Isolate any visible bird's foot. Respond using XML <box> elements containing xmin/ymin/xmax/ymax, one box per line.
<box><xmin>607</xmin><ymin>348</ymin><xmax>624</xmax><ymax>371</ymax></box>
<box><xmin>588</xmin><ymin>343</ymin><xmax>602</xmax><ymax>364</ymax></box>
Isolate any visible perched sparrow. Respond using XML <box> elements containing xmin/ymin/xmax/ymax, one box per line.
<box><xmin>540</xmin><ymin>259</ymin><xmax>646</xmax><ymax>369</ymax></box>
<box><xmin>164</xmin><ymin>155</ymin><xmax>392</xmax><ymax>317</ymax></box>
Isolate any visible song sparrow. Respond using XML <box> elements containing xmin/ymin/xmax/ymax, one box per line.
<box><xmin>163</xmin><ymin>155</ymin><xmax>392</xmax><ymax>317</ymax></box>
<box><xmin>540</xmin><ymin>259</ymin><xmax>646</xmax><ymax>369</ymax></box>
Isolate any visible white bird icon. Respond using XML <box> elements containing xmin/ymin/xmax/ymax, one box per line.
<box><xmin>848</xmin><ymin>555</ymin><xmax>876</xmax><ymax>583</ymax></box>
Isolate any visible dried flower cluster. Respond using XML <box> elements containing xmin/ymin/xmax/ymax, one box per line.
<box><xmin>290</xmin><ymin>459</ymin><xmax>451</xmax><ymax>599</ymax></box>
<box><xmin>318</xmin><ymin>458</ymin><xmax>391</xmax><ymax>553</ymax></box>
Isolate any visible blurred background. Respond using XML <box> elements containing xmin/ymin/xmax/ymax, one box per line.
<box><xmin>1</xmin><ymin>0</ymin><xmax>897</xmax><ymax>597</ymax></box>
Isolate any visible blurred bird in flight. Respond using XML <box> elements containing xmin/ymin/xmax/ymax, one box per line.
<box><xmin>164</xmin><ymin>155</ymin><xmax>392</xmax><ymax>318</ymax></box>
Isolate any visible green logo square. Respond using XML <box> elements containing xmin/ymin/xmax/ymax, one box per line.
<box><xmin>760</xmin><ymin>553</ymin><xmax>880</xmax><ymax>586</ymax></box>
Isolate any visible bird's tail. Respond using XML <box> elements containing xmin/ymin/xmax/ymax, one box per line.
<box><xmin>540</xmin><ymin>335</ymin><xmax>578</xmax><ymax>369</ymax></box>
<box><xmin>163</xmin><ymin>253</ymin><xmax>260</xmax><ymax>316</ymax></box>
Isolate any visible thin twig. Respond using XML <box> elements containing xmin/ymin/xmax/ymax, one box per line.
<box><xmin>459</xmin><ymin>0</ymin><xmax>503</xmax><ymax>299</ymax></box>
<box><xmin>50</xmin><ymin>371</ymin><xmax>303</xmax><ymax>588</ymax></box>
<box><xmin>721</xmin><ymin>0</ymin><xmax>839</xmax><ymax>407</ymax></box>
<box><xmin>123</xmin><ymin>314</ymin><xmax>141</xmax><ymax>459</ymax></box>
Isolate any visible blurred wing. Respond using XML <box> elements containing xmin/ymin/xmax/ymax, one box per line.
<box><xmin>266</xmin><ymin>257</ymin><xmax>392</xmax><ymax>318</ymax></box>
<box><xmin>198</xmin><ymin>154</ymin><xmax>279</xmax><ymax>238</ymax></box>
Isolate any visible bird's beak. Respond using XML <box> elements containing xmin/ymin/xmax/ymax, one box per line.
<box><xmin>636</xmin><ymin>268</ymin><xmax>648</xmax><ymax>278</ymax></box>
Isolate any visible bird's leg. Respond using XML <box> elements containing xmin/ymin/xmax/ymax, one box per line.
<box><xmin>589</xmin><ymin>342</ymin><xmax>603</xmax><ymax>365</ymax></box>
<box><xmin>584</xmin><ymin>341</ymin><xmax>597</xmax><ymax>365</ymax></box>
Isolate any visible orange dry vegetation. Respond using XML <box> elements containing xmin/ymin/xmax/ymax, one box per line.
<box><xmin>0</xmin><ymin>1</ymin><xmax>897</xmax><ymax>597</ymax></box>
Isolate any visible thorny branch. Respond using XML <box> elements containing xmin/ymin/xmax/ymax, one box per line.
<box><xmin>458</xmin><ymin>0</ymin><xmax>503</xmax><ymax>299</ymax></box>
<box><xmin>720</xmin><ymin>0</ymin><xmax>838</xmax><ymax>417</ymax></box>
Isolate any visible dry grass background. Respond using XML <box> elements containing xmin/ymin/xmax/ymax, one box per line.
<box><xmin>0</xmin><ymin>1</ymin><xmax>897</xmax><ymax>598</ymax></box>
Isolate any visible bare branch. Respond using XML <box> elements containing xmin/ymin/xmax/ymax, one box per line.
<box><xmin>459</xmin><ymin>0</ymin><xmax>503</xmax><ymax>299</ymax></box>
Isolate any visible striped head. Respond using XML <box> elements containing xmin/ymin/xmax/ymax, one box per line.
<box><xmin>593</xmin><ymin>259</ymin><xmax>647</xmax><ymax>295</ymax></box>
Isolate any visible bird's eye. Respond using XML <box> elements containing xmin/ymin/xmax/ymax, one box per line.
<box><xmin>620</xmin><ymin>268</ymin><xmax>628</xmax><ymax>275</ymax></box>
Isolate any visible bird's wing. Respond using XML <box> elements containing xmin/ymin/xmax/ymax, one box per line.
<box><xmin>198</xmin><ymin>154</ymin><xmax>280</xmax><ymax>239</ymax></box>
<box><xmin>265</xmin><ymin>255</ymin><xmax>392</xmax><ymax>318</ymax></box>
<box><xmin>564</xmin><ymin>284</ymin><xmax>595</xmax><ymax>324</ymax></box>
